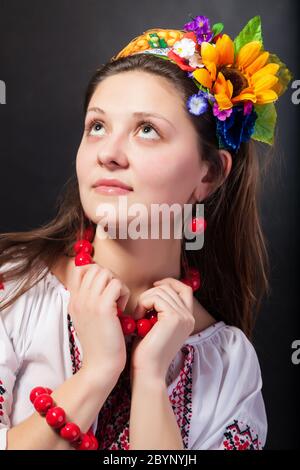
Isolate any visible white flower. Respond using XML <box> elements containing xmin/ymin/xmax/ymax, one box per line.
<box><xmin>188</xmin><ymin>53</ymin><xmax>204</xmax><ymax>68</ymax></box>
<box><xmin>187</xmin><ymin>94</ymin><xmax>208</xmax><ymax>116</ymax></box>
<box><xmin>173</xmin><ymin>38</ymin><xmax>196</xmax><ymax>59</ymax></box>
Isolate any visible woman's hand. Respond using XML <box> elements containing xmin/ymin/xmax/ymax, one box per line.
<box><xmin>67</xmin><ymin>263</ymin><xmax>131</xmax><ymax>382</ymax></box>
<box><xmin>130</xmin><ymin>277</ymin><xmax>195</xmax><ymax>381</ymax></box>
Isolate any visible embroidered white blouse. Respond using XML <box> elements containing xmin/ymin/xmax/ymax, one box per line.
<box><xmin>0</xmin><ymin>263</ymin><xmax>268</xmax><ymax>450</ymax></box>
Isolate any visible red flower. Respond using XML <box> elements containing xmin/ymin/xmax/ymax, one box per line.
<box><xmin>167</xmin><ymin>50</ymin><xmax>195</xmax><ymax>71</ymax></box>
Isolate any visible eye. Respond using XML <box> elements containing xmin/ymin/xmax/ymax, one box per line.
<box><xmin>84</xmin><ymin>119</ymin><xmax>161</xmax><ymax>140</ymax></box>
<box><xmin>86</xmin><ymin>120</ymin><xmax>105</xmax><ymax>136</ymax></box>
<box><xmin>137</xmin><ymin>122</ymin><xmax>160</xmax><ymax>140</ymax></box>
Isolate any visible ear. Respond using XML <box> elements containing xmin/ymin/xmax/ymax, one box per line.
<box><xmin>190</xmin><ymin>149</ymin><xmax>232</xmax><ymax>203</ymax></box>
<box><xmin>218</xmin><ymin>149</ymin><xmax>232</xmax><ymax>180</ymax></box>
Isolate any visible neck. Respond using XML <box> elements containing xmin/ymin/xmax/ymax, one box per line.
<box><xmin>54</xmin><ymin>229</ymin><xmax>184</xmax><ymax>318</ymax></box>
<box><xmin>92</xmin><ymin>235</ymin><xmax>182</xmax><ymax>316</ymax></box>
<box><xmin>93</xmin><ymin>236</ymin><xmax>182</xmax><ymax>289</ymax></box>
<box><xmin>51</xmin><ymin>232</ymin><xmax>217</xmax><ymax>333</ymax></box>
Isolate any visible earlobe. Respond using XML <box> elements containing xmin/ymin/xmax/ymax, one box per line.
<box><xmin>192</xmin><ymin>165</ymin><xmax>214</xmax><ymax>202</ymax></box>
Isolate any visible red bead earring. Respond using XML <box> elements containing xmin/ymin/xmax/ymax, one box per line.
<box><xmin>190</xmin><ymin>216</ymin><xmax>207</xmax><ymax>234</ymax></box>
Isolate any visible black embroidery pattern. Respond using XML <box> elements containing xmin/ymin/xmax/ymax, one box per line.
<box><xmin>95</xmin><ymin>338</ymin><xmax>134</xmax><ymax>450</ymax></box>
<box><xmin>67</xmin><ymin>315</ymin><xmax>195</xmax><ymax>450</ymax></box>
<box><xmin>0</xmin><ymin>380</ymin><xmax>7</xmax><ymax>424</ymax></box>
<box><xmin>169</xmin><ymin>345</ymin><xmax>194</xmax><ymax>449</ymax></box>
<box><xmin>67</xmin><ymin>314</ymin><xmax>82</xmax><ymax>374</ymax></box>
<box><xmin>223</xmin><ymin>419</ymin><xmax>263</xmax><ymax>450</ymax></box>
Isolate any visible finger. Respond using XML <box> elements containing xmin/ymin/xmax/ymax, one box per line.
<box><xmin>102</xmin><ymin>278</ymin><xmax>130</xmax><ymax>314</ymax></box>
<box><xmin>134</xmin><ymin>292</ymin><xmax>175</xmax><ymax>319</ymax></box>
<box><xmin>81</xmin><ymin>264</ymin><xmax>108</xmax><ymax>291</ymax></box>
<box><xmin>153</xmin><ymin>284</ymin><xmax>185</xmax><ymax>309</ymax></box>
<box><xmin>89</xmin><ymin>268</ymin><xmax>115</xmax><ymax>303</ymax></box>
<box><xmin>152</xmin><ymin>285</ymin><xmax>192</xmax><ymax>325</ymax></box>
<box><xmin>70</xmin><ymin>263</ymin><xmax>92</xmax><ymax>292</ymax></box>
<box><xmin>153</xmin><ymin>277</ymin><xmax>193</xmax><ymax>309</ymax></box>
<box><xmin>116</xmin><ymin>283</ymin><xmax>131</xmax><ymax>312</ymax></box>
<box><xmin>152</xmin><ymin>287</ymin><xmax>179</xmax><ymax>311</ymax></box>
<box><xmin>90</xmin><ymin>273</ymin><xmax>130</xmax><ymax>313</ymax></box>
<box><xmin>133</xmin><ymin>285</ymin><xmax>178</xmax><ymax>307</ymax></box>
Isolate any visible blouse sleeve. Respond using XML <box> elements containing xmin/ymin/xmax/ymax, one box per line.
<box><xmin>0</xmin><ymin>263</ymin><xmax>36</xmax><ymax>450</ymax></box>
<box><xmin>188</xmin><ymin>324</ymin><xmax>268</xmax><ymax>450</ymax></box>
<box><xmin>0</xmin><ymin>312</ymin><xmax>19</xmax><ymax>449</ymax></box>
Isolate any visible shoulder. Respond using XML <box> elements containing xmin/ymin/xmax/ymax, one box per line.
<box><xmin>184</xmin><ymin>322</ymin><xmax>263</xmax><ymax>391</ymax></box>
<box><xmin>187</xmin><ymin>321</ymin><xmax>260</xmax><ymax>368</ymax></box>
<box><xmin>169</xmin><ymin>321</ymin><xmax>262</xmax><ymax>390</ymax></box>
<box><xmin>0</xmin><ymin>261</ymin><xmax>69</xmax><ymax>357</ymax></box>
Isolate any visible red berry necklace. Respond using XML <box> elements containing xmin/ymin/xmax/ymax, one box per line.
<box><xmin>74</xmin><ymin>225</ymin><xmax>201</xmax><ymax>339</ymax></box>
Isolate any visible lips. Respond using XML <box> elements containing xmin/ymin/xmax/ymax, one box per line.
<box><xmin>92</xmin><ymin>178</ymin><xmax>133</xmax><ymax>191</ymax></box>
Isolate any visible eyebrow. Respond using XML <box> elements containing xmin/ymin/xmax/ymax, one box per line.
<box><xmin>86</xmin><ymin>107</ymin><xmax>175</xmax><ymax>129</ymax></box>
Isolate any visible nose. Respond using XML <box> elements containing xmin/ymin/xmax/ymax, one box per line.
<box><xmin>97</xmin><ymin>134</ymin><xmax>129</xmax><ymax>169</ymax></box>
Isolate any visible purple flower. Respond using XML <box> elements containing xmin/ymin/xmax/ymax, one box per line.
<box><xmin>187</xmin><ymin>92</ymin><xmax>209</xmax><ymax>116</ymax></box>
<box><xmin>184</xmin><ymin>15</ymin><xmax>210</xmax><ymax>33</ymax></box>
<box><xmin>196</xmin><ymin>30</ymin><xmax>214</xmax><ymax>44</ymax></box>
<box><xmin>213</xmin><ymin>103</ymin><xmax>233</xmax><ymax>121</ymax></box>
<box><xmin>243</xmin><ymin>101</ymin><xmax>253</xmax><ymax>116</ymax></box>
<box><xmin>184</xmin><ymin>15</ymin><xmax>213</xmax><ymax>43</ymax></box>
<box><xmin>184</xmin><ymin>19</ymin><xmax>198</xmax><ymax>32</ymax></box>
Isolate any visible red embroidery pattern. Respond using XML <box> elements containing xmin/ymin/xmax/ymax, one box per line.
<box><xmin>96</xmin><ymin>337</ymin><xmax>134</xmax><ymax>450</ymax></box>
<box><xmin>223</xmin><ymin>419</ymin><xmax>263</xmax><ymax>450</ymax></box>
<box><xmin>96</xmin><ymin>342</ymin><xmax>195</xmax><ymax>450</ymax></box>
<box><xmin>0</xmin><ymin>380</ymin><xmax>7</xmax><ymax>423</ymax></box>
<box><xmin>67</xmin><ymin>317</ymin><xmax>195</xmax><ymax>450</ymax></box>
<box><xmin>67</xmin><ymin>314</ymin><xmax>82</xmax><ymax>374</ymax></box>
<box><xmin>0</xmin><ymin>274</ymin><xmax>4</xmax><ymax>290</ymax></box>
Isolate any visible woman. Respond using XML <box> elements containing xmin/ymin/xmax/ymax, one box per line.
<box><xmin>0</xmin><ymin>14</ymin><xmax>292</xmax><ymax>450</ymax></box>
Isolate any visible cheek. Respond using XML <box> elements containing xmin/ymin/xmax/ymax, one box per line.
<box><xmin>135</xmin><ymin>146</ymin><xmax>199</xmax><ymax>204</ymax></box>
<box><xmin>75</xmin><ymin>147</ymin><xmax>98</xmax><ymax>219</ymax></box>
<box><xmin>76</xmin><ymin>147</ymin><xmax>92</xmax><ymax>184</ymax></box>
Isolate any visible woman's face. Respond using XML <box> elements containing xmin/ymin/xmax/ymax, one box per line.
<box><xmin>76</xmin><ymin>70</ymin><xmax>207</xmax><ymax>228</ymax></box>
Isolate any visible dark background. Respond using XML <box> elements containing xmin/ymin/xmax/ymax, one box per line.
<box><xmin>0</xmin><ymin>0</ymin><xmax>299</xmax><ymax>449</ymax></box>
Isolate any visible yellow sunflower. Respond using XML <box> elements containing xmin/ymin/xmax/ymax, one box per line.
<box><xmin>192</xmin><ymin>35</ymin><xmax>280</xmax><ymax>110</ymax></box>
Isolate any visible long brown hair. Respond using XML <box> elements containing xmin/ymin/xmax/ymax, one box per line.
<box><xmin>0</xmin><ymin>53</ymin><xmax>273</xmax><ymax>339</ymax></box>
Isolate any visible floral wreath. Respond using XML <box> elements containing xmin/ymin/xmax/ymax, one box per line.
<box><xmin>111</xmin><ymin>15</ymin><xmax>293</xmax><ymax>153</ymax></box>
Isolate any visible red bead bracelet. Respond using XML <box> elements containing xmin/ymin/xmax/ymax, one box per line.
<box><xmin>73</xmin><ymin>223</ymin><xmax>203</xmax><ymax>338</ymax></box>
<box><xmin>30</xmin><ymin>386</ymin><xmax>98</xmax><ymax>450</ymax></box>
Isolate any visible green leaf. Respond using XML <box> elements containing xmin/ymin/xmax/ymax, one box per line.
<box><xmin>212</xmin><ymin>23</ymin><xmax>224</xmax><ymax>37</ymax></box>
<box><xmin>192</xmin><ymin>79</ymin><xmax>209</xmax><ymax>92</ymax></box>
<box><xmin>268</xmin><ymin>52</ymin><xmax>294</xmax><ymax>97</ymax></box>
<box><xmin>234</xmin><ymin>16</ymin><xmax>263</xmax><ymax>57</ymax></box>
<box><xmin>252</xmin><ymin>103</ymin><xmax>277</xmax><ymax>145</ymax></box>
